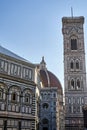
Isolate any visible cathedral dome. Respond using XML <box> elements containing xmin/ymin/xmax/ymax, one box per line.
<box><xmin>40</xmin><ymin>69</ymin><xmax>62</xmax><ymax>89</ymax></box>
<box><xmin>39</xmin><ymin>57</ymin><xmax>62</xmax><ymax>93</ymax></box>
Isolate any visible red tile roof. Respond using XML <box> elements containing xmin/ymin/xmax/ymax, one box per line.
<box><xmin>40</xmin><ymin>69</ymin><xmax>62</xmax><ymax>91</ymax></box>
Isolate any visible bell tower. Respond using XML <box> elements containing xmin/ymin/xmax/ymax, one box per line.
<box><xmin>62</xmin><ymin>16</ymin><xmax>87</xmax><ymax>130</ymax></box>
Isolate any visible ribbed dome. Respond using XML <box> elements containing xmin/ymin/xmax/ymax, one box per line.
<box><xmin>40</xmin><ymin>69</ymin><xmax>62</xmax><ymax>90</ymax></box>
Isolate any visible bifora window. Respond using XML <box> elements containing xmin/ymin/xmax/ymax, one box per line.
<box><xmin>71</xmin><ymin>39</ymin><xmax>77</xmax><ymax>50</ymax></box>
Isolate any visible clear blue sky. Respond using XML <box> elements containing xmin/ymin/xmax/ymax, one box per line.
<box><xmin>0</xmin><ymin>0</ymin><xmax>87</xmax><ymax>90</ymax></box>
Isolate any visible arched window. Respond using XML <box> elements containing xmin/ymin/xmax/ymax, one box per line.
<box><xmin>71</xmin><ymin>79</ymin><xmax>75</xmax><ymax>89</ymax></box>
<box><xmin>25</xmin><ymin>93</ymin><xmax>30</xmax><ymax>103</ymax></box>
<box><xmin>12</xmin><ymin>92</ymin><xmax>17</xmax><ymax>101</ymax></box>
<box><xmin>71</xmin><ymin>61</ymin><xmax>74</xmax><ymax>69</ymax></box>
<box><xmin>76</xmin><ymin>61</ymin><xmax>79</xmax><ymax>69</ymax></box>
<box><xmin>71</xmin><ymin>39</ymin><xmax>77</xmax><ymax>50</ymax></box>
<box><xmin>77</xmin><ymin>79</ymin><xmax>80</xmax><ymax>89</ymax></box>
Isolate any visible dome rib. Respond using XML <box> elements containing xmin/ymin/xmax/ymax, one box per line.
<box><xmin>40</xmin><ymin>70</ymin><xmax>48</xmax><ymax>87</ymax></box>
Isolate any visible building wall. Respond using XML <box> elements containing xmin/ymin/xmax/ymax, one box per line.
<box><xmin>0</xmin><ymin>53</ymin><xmax>37</xmax><ymax>130</ymax></box>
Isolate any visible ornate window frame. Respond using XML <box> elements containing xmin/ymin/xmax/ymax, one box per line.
<box><xmin>70</xmin><ymin>35</ymin><xmax>78</xmax><ymax>51</ymax></box>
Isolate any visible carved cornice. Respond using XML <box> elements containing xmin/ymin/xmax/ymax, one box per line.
<box><xmin>62</xmin><ymin>16</ymin><xmax>84</xmax><ymax>24</ymax></box>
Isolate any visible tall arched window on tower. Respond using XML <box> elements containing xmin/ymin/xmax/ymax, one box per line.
<box><xmin>76</xmin><ymin>60</ymin><xmax>79</xmax><ymax>69</ymax></box>
<box><xmin>71</xmin><ymin>79</ymin><xmax>75</xmax><ymax>89</ymax></box>
<box><xmin>70</xmin><ymin>61</ymin><xmax>74</xmax><ymax>69</ymax></box>
<box><xmin>71</xmin><ymin>39</ymin><xmax>77</xmax><ymax>50</ymax></box>
<box><xmin>76</xmin><ymin>79</ymin><xmax>80</xmax><ymax>89</ymax></box>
